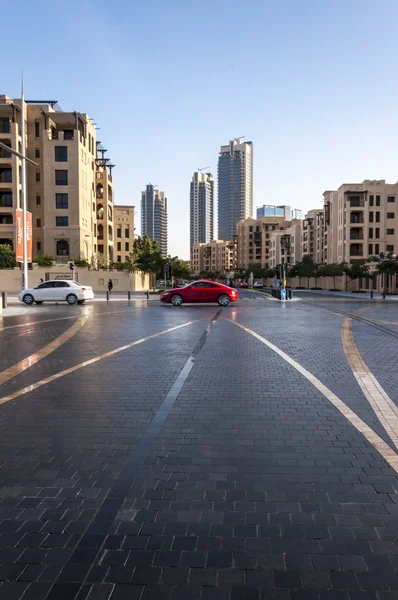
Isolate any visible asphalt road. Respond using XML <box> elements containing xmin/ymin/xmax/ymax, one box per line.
<box><xmin>0</xmin><ymin>291</ymin><xmax>398</xmax><ymax>599</ymax></box>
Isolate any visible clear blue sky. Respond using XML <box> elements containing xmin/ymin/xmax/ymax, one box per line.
<box><xmin>4</xmin><ymin>0</ymin><xmax>398</xmax><ymax>259</ymax></box>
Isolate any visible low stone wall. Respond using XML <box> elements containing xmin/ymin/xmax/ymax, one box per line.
<box><xmin>0</xmin><ymin>265</ymin><xmax>153</xmax><ymax>293</ymax></box>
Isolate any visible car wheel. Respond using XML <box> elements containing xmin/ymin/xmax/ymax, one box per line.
<box><xmin>170</xmin><ymin>294</ymin><xmax>183</xmax><ymax>306</ymax></box>
<box><xmin>23</xmin><ymin>294</ymin><xmax>34</xmax><ymax>305</ymax></box>
<box><xmin>66</xmin><ymin>294</ymin><xmax>78</xmax><ymax>305</ymax></box>
<box><xmin>218</xmin><ymin>294</ymin><xmax>231</xmax><ymax>306</ymax></box>
<box><xmin>77</xmin><ymin>300</ymin><xmax>85</xmax><ymax>304</ymax></box>
<box><xmin>35</xmin><ymin>301</ymin><xmax>43</xmax><ymax>305</ymax></box>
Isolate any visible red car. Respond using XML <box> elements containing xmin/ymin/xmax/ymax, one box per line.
<box><xmin>160</xmin><ymin>280</ymin><xmax>239</xmax><ymax>307</ymax></box>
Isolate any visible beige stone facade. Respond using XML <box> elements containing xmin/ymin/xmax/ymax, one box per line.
<box><xmin>0</xmin><ymin>93</ymin><xmax>127</xmax><ymax>267</ymax></box>
<box><xmin>0</xmin><ymin>95</ymin><xmax>24</xmax><ymax>250</ymax></box>
<box><xmin>325</xmin><ymin>180</ymin><xmax>398</xmax><ymax>264</ymax></box>
<box><xmin>191</xmin><ymin>240</ymin><xmax>235</xmax><ymax>275</ymax></box>
<box><xmin>114</xmin><ymin>205</ymin><xmax>135</xmax><ymax>262</ymax></box>
<box><xmin>236</xmin><ymin>216</ymin><xmax>289</xmax><ymax>269</ymax></box>
<box><xmin>269</xmin><ymin>220</ymin><xmax>303</xmax><ymax>269</ymax></box>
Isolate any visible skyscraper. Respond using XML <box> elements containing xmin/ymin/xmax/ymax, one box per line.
<box><xmin>190</xmin><ymin>171</ymin><xmax>214</xmax><ymax>258</ymax></box>
<box><xmin>141</xmin><ymin>184</ymin><xmax>168</xmax><ymax>257</ymax></box>
<box><xmin>218</xmin><ymin>138</ymin><xmax>253</xmax><ymax>241</ymax></box>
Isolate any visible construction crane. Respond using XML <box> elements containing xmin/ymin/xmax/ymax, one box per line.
<box><xmin>198</xmin><ymin>166</ymin><xmax>210</xmax><ymax>172</ymax></box>
<box><xmin>235</xmin><ymin>136</ymin><xmax>245</xmax><ymax>141</ymax></box>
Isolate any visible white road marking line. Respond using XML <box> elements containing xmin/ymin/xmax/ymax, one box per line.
<box><xmin>341</xmin><ymin>312</ymin><xmax>398</xmax><ymax>450</ymax></box>
<box><xmin>223</xmin><ymin>317</ymin><xmax>398</xmax><ymax>474</ymax></box>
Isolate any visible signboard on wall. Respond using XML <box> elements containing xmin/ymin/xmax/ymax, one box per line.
<box><xmin>15</xmin><ymin>209</ymin><xmax>32</xmax><ymax>262</ymax></box>
<box><xmin>46</xmin><ymin>273</ymin><xmax>77</xmax><ymax>281</ymax></box>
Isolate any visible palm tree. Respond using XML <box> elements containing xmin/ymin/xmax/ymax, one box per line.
<box><xmin>375</xmin><ymin>253</ymin><xmax>398</xmax><ymax>294</ymax></box>
<box><xmin>343</xmin><ymin>260</ymin><xmax>369</xmax><ymax>291</ymax></box>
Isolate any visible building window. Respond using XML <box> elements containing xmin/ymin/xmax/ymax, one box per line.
<box><xmin>387</xmin><ymin>213</ymin><xmax>395</xmax><ymax>219</ymax></box>
<box><xmin>125</xmin><ymin>228</ymin><xmax>129</xmax><ymax>238</ymax></box>
<box><xmin>369</xmin><ymin>212</ymin><xmax>374</xmax><ymax>223</ymax></box>
<box><xmin>55</xmin><ymin>146</ymin><xmax>68</xmax><ymax>162</ymax></box>
<box><xmin>387</xmin><ymin>245</ymin><xmax>394</xmax><ymax>252</ymax></box>
<box><xmin>56</xmin><ymin>193</ymin><xmax>68</xmax><ymax>209</ymax></box>
<box><xmin>125</xmin><ymin>242</ymin><xmax>129</xmax><ymax>251</ymax></box>
<box><xmin>36</xmin><ymin>195</ymin><xmax>41</xmax><ymax>205</ymax></box>
<box><xmin>55</xmin><ymin>170</ymin><xmax>68</xmax><ymax>185</ymax></box>
<box><xmin>376</xmin><ymin>195</ymin><xmax>380</xmax><ymax>206</ymax></box>
<box><xmin>56</xmin><ymin>216</ymin><xmax>68</xmax><ymax>227</ymax></box>
<box><xmin>387</xmin><ymin>229</ymin><xmax>395</xmax><ymax>235</ymax></box>
<box><xmin>375</xmin><ymin>228</ymin><xmax>380</xmax><ymax>238</ymax></box>
<box><xmin>35</xmin><ymin>121</ymin><xmax>40</xmax><ymax>138</ymax></box>
<box><xmin>37</xmin><ymin>241</ymin><xmax>41</xmax><ymax>251</ymax></box>
<box><xmin>0</xmin><ymin>192</ymin><xmax>12</xmax><ymax>207</ymax></box>
<box><xmin>369</xmin><ymin>195</ymin><xmax>374</xmax><ymax>206</ymax></box>
<box><xmin>117</xmin><ymin>228</ymin><xmax>121</xmax><ymax>238</ymax></box>
<box><xmin>35</xmin><ymin>148</ymin><xmax>40</xmax><ymax>159</ymax></box>
<box><xmin>36</xmin><ymin>171</ymin><xmax>40</xmax><ymax>183</ymax></box>
<box><xmin>375</xmin><ymin>211</ymin><xmax>380</xmax><ymax>222</ymax></box>
<box><xmin>388</xmin><ymin>196</ymin><xmax>395</xmax><ymax>203</ymax></box>
<box><xmin>64</xmin><ymin>130</ymin><xmax>74</xmax><ymax>140</ymax></box>
<box><xmin>375</xmin><ymin>243</ymin><xmax>380</xmax><ymax>254</ymax></box>
<box><xmin>369</xmin><ymin>228</ymin><xmax>373</xmax><ymax>238</ymax></box>
<box><xmin>117</xmin><ymin>256</ymin><xmax>121</xmax><ymax>262</ymax></box>
<box><xmin>368</xmin><ymin>244</ymin><xmax>373</xmax><ymax>255</ymax></box>
<box><xmin>249</xmin><ymin>226</ymin><xmax>253</xmax><ymax>232</ymax></box>
<box><xmin>36</xmin><ymin>218</ymin><xmax>41</xmax><ymax>227</ymax></box>
<box><xmin>117</xmin><ymin>242</ymin><xmax>121</xmax><ymax>251</ymax></box>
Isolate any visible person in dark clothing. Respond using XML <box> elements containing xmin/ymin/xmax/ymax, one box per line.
<box><xmin>107</xmin><ymin>279</ymin><xmax>113</xmax><ymax>295</ymax></box>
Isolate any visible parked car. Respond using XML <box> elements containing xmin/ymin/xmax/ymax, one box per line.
<box><xmin>253</xmin><ymin>282</ymin><xmax>263</xmax><ymax>289</ymax></box>
<box><xmin>239</xmin><ymin>281</ymin><xmax>249</xmax><ymax>288</ymax></box>
<box><xmin>19</xmin><ymin>280</ymin><xmax>94</xmax><ymax>305</ymax></box>
<box><xmin>160</xmin><ymin>280</ymin><xmax>239</xmax><ymax>306</ymax></box>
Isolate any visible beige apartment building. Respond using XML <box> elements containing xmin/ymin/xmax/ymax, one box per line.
<box><xmin>191</xmin><ymin>240</ymin><xmax>235</xmax><ymax>275</ymax></box>
<box><xmin>114</xmin><ymin>205</ymin><xmax>135</xmax><ymax>262</ymax></box>
<box><xmin>0</xmin><ymin>93</ymin><xmax>121</xmax><ymax>265</ymax></box>
<box><xmin>323</xmin><ymin>180</ymin><xmax>398</xmax><ymax>264</ymax></box>
<box><xmin>236</xmin><ymin>216</ymin><xmax>289</xmax><ymax>269</ymax></box>
<box><xmin>302</xmin><ymin>208</ymin><xmax>324</xmax><ymax>262</ymax></box>
<box><xmin>269</xmin><ymin>220</ymin><xmax>303</xmax><ymax>269</ymax></box>
<box><xmin>0</xmin><ymin>96</ymin><xmax>24</xmax><ymax>250</ymax></box>
<box><xmin>26</xmin><ymin>102</ymin><xmax>98</xmax><ymax>262</ymax></box>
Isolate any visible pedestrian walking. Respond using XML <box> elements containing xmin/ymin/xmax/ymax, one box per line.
<box><xmin>40</xmin><ymin>278</ymin><xmax>44</xmax><ymax>283</ymax></box>
<box><xmin>107</xmin><ymin>278</ymin><xmax>113</xmax><ymax>295</ymax></box>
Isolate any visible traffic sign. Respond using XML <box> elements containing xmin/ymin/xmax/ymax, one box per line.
<box><xmin>280</xmin><ymin>289</ymin><xmax>286</xmax><ymax>300</ymax></box>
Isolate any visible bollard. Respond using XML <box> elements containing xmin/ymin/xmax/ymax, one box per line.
<box><xmin>128</xmin><ymin>291</ymin><xmax>131</xmax><ymax>301</ymax></box>
<box><xmin>146</xmin><ymin>291</ymin><xmax>149</xmax><ymax>300</ymax></box>
<box><xmin>1</xmin><ymin>292</ymin><xmax>7</xmax><ymax>308</ymax></box>
<box><xmin>106</xmin><ymin>291</ymin><xmax>109</xmax><ymax>301</ymax></box>
<box><xmin>370</xmin><ymin>290</ymin><xmax>373</xmax><ymax>299</ymax></box>
<box><xmin>383</xmin><ymin>291</ymin><xmax>386</xmax><ymax>300</ymax></box>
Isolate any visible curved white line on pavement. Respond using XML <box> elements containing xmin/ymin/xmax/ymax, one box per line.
<box><xmin>0</xmin><ymin>320</ymin><xmax>197</xmax><ymax>405</ymax></box>
<box><xmin>342</xmin><ymin>312</ymin><xmax>398</xmax><ymax>450</ymax></box>
<box><xmin>223</xmin><ymin>317</ymin><xmax>398</xmax><ymax>474</ymax></box>
<box><xmin>0</xmin><ymin>316</ymin><xmax>88</xmax><ymax>385</ymax></box>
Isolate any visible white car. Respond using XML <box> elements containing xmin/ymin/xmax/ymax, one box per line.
<box><xmin>19</xmin><ymin>280</ymin><xmax>94</xmax><ymax>306</ymax></box>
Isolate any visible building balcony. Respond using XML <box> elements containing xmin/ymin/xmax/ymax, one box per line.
<box><xmin>349</xmin><ymin>199</ymin><xmax>365</xmax><ymax>208</ymax></box>
<box><xmin>0</xmin><ymin>120</ymin><xmax>11</xmax><ymax>135</ymax></box>
<box><xmin>350</xmin><ymin>229</ymin><xmax>364</xmax><ymax>240</ymax></box>
<box><xmin>350</xmin><ymin>244</ymin><xmax>363</xmax><ymax>257</ymax></box>
<box><xmin>350</xmin><ymin>213</ymin><xmax>364</xmax><ymax>224</ymax></box>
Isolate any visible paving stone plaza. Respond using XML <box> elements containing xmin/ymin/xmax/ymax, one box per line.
<box><xmin>0</xmin><ymin>291</ymin><xmax>398</xmax><ymax>600</ymax></box>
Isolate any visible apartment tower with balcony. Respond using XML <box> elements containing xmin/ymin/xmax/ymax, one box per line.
<box><xmin>218</xmin><ymin>138</ymin><xmax>253</xmax><ymax>241</ymax></box>
<box><xmin>141</xmin><ymin>184</ymin><xmax>168</xmax><ymax>257</ymax></box>
<box><xmin>191</xmin><ymin>240</ymin><xmax>235</xmax><ymax>275</ymax></box>
<box><xmin>95</xmin><ymin>143</ymin><xmax>115</xmax><ymax>264</ymax></box>
<box><xmin>190</xmin><ymin>171</ymin><xmax>214</xmax><ymax>259</ymax></box>
<box><xmin>236</xmin><ymin>216</ymin><xmax>288</xmax><ymax>269</ymax></box>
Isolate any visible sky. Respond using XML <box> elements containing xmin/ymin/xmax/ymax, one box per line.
<box><xmin>3</xmin><ymin>0</ymin><xmax>398</xmax><ymax>259</ymax></box>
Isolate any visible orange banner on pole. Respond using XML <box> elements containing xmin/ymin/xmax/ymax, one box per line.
<box><xmin>15</xmin><ymin>209</ymin><xmax>32</xmax><ymax>263</ymax></box>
